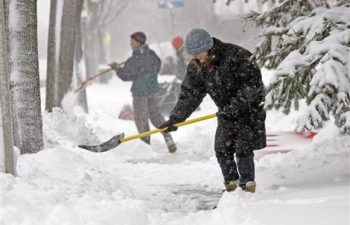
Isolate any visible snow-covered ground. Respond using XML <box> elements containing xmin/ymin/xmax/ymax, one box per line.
<box><xmin>0</xmin><ymin>70</ymin><xmax>349</xmax><ymax>225</ymax></box>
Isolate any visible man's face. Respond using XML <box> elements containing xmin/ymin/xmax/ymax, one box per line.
<box><xmin>130</xmin><ymin>38</ymin><xmax>141</xmax><ymax>50</ymax></box>
<box><xmin>194</xmin><ymin>51</ymin><xmax>209</xmax><ymax>63</ymax></box>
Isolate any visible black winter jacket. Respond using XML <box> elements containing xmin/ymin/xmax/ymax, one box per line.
<box><xmin>169</xmin><ymin>38</ymin><xmax>266</xmax><ymax>150</ymax></box>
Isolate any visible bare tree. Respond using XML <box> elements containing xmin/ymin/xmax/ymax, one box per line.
<box><xmin>46</xmin><ymin>0</ymin><xmax>77</xmax><ymax>111</ymax></box>
<box><xmin>5</xmin><ymin>0</ymin><xmax>43</xmax><ymax>154</ymax></box>
<box><xmin>0</xmin><ymin>0</ymin><xmax>15</xmax><ymax>174</ymax></box>
<box><xmin>83</xmin><ymin>0</ymin><xmax>128</xmax><ymax>83</ymax></box>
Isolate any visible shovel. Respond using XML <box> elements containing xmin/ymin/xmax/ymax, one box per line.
<box><xmin>75</xmin><ymin>62</ymin><xmax>125</xmax><ymax>93</ymax></box>
<box><xmin>78</xmin><ymin>113</ymin><xmax>217</xmax><ymax>152</ymax></box>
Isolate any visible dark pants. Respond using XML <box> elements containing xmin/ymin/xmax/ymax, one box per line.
<box><xmin>214</xmin><ymin>124</ymin><xmax>255</xmax><ymax>185</ymax></box>
<box><xmin>133</xmin><ymin>95</ymin><xmax>165</xmax><ymax>143</ymax></box>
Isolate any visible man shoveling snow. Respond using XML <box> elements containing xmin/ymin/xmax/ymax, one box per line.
<box><xmin>160</xmin><ymin>28</ymin><xmax>266</xmax><ymax>193</ymax></box>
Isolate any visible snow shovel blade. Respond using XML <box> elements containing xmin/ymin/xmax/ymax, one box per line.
<box><xmin>78</xmin><ymin>133</ymin><xmax>125</xmax><ymax>152</ymax></box>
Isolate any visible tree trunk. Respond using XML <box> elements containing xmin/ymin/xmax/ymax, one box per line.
<box><xmin>82</xmin><ymin>5</ymin><xmax>98</xmax><ymax>79</ymax></box>
<box><xmin>46</xmin><ymin>0</ymin><xmax>77</xmax><ymax>111</ymax></box>
<box><xmin>97</xmin><ymin>27</ymin><xmax>111</xmax><ymax>83</ymax></box>
<box><xmin>74</xmin><ymin>0</ymin><xmax>88</xmax><ymax>112</ymax></box>
<box><xmin>6</xmin><ymin>0</ymin><xmax>43</xmax><ymax>154</ymax></box>
<box><xmin>45</xmin><ymin>0</ymin><xmax>57</xmax><ymax>112</ymax></box>
<box><xmin>0</xmin><ymin>0</ymin><xmax>15</xmax><ymax>174</ymax></box>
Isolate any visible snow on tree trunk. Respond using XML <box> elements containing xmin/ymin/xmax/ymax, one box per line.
<box><xmin>6</xmin><ymin>0</ymin><xmax>43</xmax><ymax>154</ymax></box>
<box><xmin>0</xmin><ymin>0</ymin><xmax>15</xmax><ymax>174</ymax></box>
<box><xmin>252</xmin><ymin>1</ymin><xmax>350</xmax><ymax>134</ymax></box>
<box><xmin>46</xmin><ymin>0</ymin><xmax>77</xmax><ymax>111</ymax></box>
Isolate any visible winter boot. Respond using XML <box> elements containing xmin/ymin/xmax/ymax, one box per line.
<box><xmin>224</xmin><ymin>180</ymin><xmax>239</xmax><ymax>192</ymax></box>
<box><xmin>162</xmin><ymin>132</ymin><xmax>177</xmax><ymax>153</ymax></box>
<box><xmin>241</xmin><ymin>181</ymin><xmax>256</xmax><ymax>193</ymax></box>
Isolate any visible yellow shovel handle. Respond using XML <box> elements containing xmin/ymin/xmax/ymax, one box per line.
<box><xmin>120</xmin><ymin>113</ymin><xmax>217</xmax><ymax>143</ymax></box>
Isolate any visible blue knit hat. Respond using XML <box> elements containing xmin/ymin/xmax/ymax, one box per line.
<box><xmin>185</xmin><ymin>28</ymin><xmax>213</xmax><ymax>55</ymax></box>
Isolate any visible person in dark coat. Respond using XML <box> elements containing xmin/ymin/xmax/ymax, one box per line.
<box><xmin>160</xmin><ymin>28</ymin><xmax>266</xmax><ymax>192</ymax></box>
<box><xmin>109</xmin><ymin>31</ymin><xmax>177</xmax><ymax>153</ymax></box>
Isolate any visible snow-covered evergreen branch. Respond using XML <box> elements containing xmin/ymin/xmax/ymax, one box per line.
<box><xmin>253</xmin><ymin>1</ymin><xmax>350</xmax><ymax>134</ymax></box>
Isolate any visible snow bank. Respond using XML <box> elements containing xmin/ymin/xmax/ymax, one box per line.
<box><xmin>256</xmin><ymin>123</ymin><xmax>350</xmax><ymax>189</ymax></box>
<box><xmin>0</xmin><ymin>106</ymin><xmax>152</xmax><ymax>225</ymax></box>
<box><xmin>42</xmin><ymin>108</ymin><xmax>99</xmax><ymax>149</ymax></box>
<box><xmin>0</xmin><ymin>148</ymin><xmax>149</xmax><ymax>225</ymax></box>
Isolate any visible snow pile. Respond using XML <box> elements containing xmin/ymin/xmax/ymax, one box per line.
<box><xmin>256</xmin><ymin>123</ymin><xmax>350</xmax><ymax>189</ymax></box>
<box><xmin>42</xmin><ymin>108</ymin><xmax>99</xmax><ymax>148</ymax></box>
<box><xmin>0</xmin><ymin>147</ymin><xmax>148</xmax><ymax>225</ymax></box>
<box><xmin>61</xmin><ymin>91</ymin><xmax>80</xmax><ymax>113</ymax></box>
